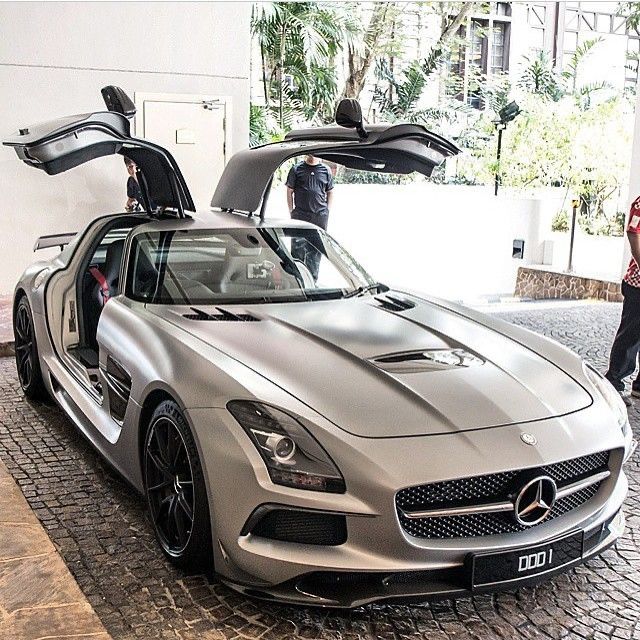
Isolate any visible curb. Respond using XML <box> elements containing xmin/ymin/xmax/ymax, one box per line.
<box><xmin>0</xmin><ymin>458</ymin><xmax>112</xmax><ymax>639</ymax></box>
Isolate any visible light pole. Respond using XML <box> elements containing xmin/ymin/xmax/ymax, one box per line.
<box><xmin>494</xmin><ymin>101</ymin><xmax>521</xmax><ymax>196</ymax></box>
<box><xmin>567</xmin><ymin>198</ymin><xmax>580</xmax><ymax>273</ymax></box>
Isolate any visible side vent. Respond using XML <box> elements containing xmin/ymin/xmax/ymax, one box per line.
<box><xmin>183</xmin><ymin>307</ymin><xmax>260</xmax><ymax>322</ymax></box>
<box><xmin>104</xmin><ymin>355</ymin><xmax>132</xmax><ymax>423</ymax></box>
<box><xmin>374</xmin><ymin>295</ymin><xmax>416</xmax><ymax>312</ymax></box>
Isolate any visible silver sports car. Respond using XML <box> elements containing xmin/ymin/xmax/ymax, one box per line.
<box><xmin>5</xmin><ymin>87</ymin><xmax>636</xmax><ymax>607</ymax></box>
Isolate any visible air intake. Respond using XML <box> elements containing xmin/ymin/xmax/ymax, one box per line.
<box><xmin>374</xmin><ymin>295</ymin><xmax>415</xmax><ymax>312</ymax></box>
<box><xmin>371</xmin><ymin>348</ymin><xmax>484</xmax><ymax>373</ymax></box>
<box><xmin>183</xmin><ymin>307</ymin><xmax>259</xmax><ymax>322</ymax></box>
<box><xmin>244</xmin><ymin>506</ymin><xmax>347</xmax><ymax>546</ymax></box>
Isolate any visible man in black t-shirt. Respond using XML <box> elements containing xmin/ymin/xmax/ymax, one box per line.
<box><xmin>286</xmin><ymin>156</ymin><xmax>334</xmax><ymax>279</ymax></box>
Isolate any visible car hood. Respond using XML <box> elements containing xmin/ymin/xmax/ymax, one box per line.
<box><xmin>149</xmin><ymin>295</ymin><xmax>593</xmax><ymax>438</ymax></box>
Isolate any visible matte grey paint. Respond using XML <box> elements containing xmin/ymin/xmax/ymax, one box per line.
<box><xmin>13</xmin><ymin>209</ymin><xmax>632</xmax><ymax>606</ymax></box>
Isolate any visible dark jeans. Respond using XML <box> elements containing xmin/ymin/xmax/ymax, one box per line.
<box><xmin>605</xmin><ymin>280</ymin><xmax>640</xmax><ymax>392</ymax></box>
<box><xmin>291</xmin><ymin>210</ymin><xmax>328</xmax><ymax>281</ymax></box>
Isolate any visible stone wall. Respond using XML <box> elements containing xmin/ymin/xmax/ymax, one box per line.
<box><xmin>515</xmin><ymin>267</ymin><xmax>623</xmax><ymax>302</ymax></box>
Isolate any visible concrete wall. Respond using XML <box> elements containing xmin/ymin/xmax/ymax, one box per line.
<box><xmin>266</xmin><ymin>183</ymin><xmax>565</xmax><ymax>302</ymax></box>
<box><xmin>0</xmin><ymin>2</ymin><xmax>250</xmax><ymax>293</ymax></box>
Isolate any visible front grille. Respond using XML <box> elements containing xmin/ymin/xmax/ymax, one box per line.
<box><xmin>249</xmin><ymin>509</ymin><xmax>347</xmax><ymax>546</ymax></box>
<box><xmin>396</xmin><ymin>451</ymin><xmax>610</xmax><ymax>539</ymax></box>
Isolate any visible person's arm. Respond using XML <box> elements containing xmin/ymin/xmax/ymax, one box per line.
<box><xmin>285</xmin><ymin>166</ymin><xmax>296</xmax><ymax>214</ymax></box>
<box><xmin>286</xmin><ymin>187</ymin><xmax>294</xmax><ymax>214</ymax></box>
<box><xmin>325</xmin><ymin>168</ymin><xmax>334</xmax><ymax>212</ymax></box>
<box><xmin>629</xmin><ymin>232</ymin><xmax>640</xmax><ymax>266</ymax></box>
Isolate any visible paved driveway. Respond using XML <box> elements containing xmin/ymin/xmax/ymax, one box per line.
<box><xmin>0</xmin><ymin>302</ymin><xmax>638</xmax><ymax>640</ymax></box>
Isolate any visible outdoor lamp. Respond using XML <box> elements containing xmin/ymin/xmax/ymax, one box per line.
<box><xmin>494</xmin><ymin>100</ymin><xmax>521</xmax><ymax>196</ymax></box>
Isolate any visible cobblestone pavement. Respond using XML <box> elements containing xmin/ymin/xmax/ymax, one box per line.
<box><xmin>0</xmin><ymin>302</ymin><xmax>639</xmax><ymax>640</ymax></box>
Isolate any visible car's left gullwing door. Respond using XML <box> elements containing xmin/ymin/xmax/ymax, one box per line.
<box><xmin>3</xmin><ymin>88</ymin><xmax>195</xmax><ymax>215</ymax></box>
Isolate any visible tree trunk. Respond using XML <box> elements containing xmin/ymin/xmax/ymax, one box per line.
<box><xmin>341</xmin><ymin>3</ymin><xmax>473</xmax><ymax>102</ymax></box>
<box><xmin>341</xmin><ymin>3</ymin><xmax>392</xmax><ymax>100</ymax></box>
<box><xmin>429</xmin><ymin>3</ymin><xmax>473</xmax><ymax>62</ymax></box>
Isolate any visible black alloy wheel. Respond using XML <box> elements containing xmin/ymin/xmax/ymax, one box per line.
<box><xmin>14</xmin><ymin>296</ymin><xmax>47</xmax><ymax>400</ymax></box>
<box><xmin>144</xmin><ymin>400</ymin><xmax>213</xmax><ymax>570</ymax></box>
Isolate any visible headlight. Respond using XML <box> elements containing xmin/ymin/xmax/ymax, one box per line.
<box><xmin>583</xmin><ymin>362</ymin><xmax>628</xmax><ymax>431</ymax></box>
<box><xmin>227</xmin><ymin>401</ymin><xmax>345</xmax><ymax>493</ymax></box>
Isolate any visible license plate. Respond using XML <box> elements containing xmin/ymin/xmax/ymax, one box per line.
<box><xmin>470</xmin><ymin>531</ymin><xmax>584</xmax><ymax>589</ymax></box>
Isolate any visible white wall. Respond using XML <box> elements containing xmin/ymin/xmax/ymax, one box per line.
<box><xmin>0</xmin><ymin>2</ymin><xmax>250</xmax><ymax>293</ymax></box>
<box><xmin>266</xmin><ymin>183</ymin><xmax>565</xmax><ymax>302</ymax></box>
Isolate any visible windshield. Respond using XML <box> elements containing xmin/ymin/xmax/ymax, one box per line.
<box><xmin>125</xmin><ymin>227</ymin><xmax>375</xmax><ymax>305</ymax></box>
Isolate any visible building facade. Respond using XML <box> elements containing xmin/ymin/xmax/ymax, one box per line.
<box><xmin>0</xmin><ymin>2</ymin><xmax>251</xmax><ymax>293</ymax></box>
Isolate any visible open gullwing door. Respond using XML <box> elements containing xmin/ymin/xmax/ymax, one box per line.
<box><xmin>211</xmin><ymin>110</ymin><xmax>460</xmax><ymax>215</ymax></box>
<box><xmin>3</xmin><ymin>87</ymin><xmax>195</xmax><ymax>216</ymax></box>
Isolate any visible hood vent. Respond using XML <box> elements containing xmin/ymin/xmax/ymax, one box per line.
<box><xmin>371</xmin><ymin>348</ymin><xmax>484</xmax><ymax>374</ymax></box>
<box><xmin>374</xmin><ymin>295</ymin><xmax>416</xmax><ymax>312</ymax></box>
<box><xmin>183</xmin><ymin>307</ymin><xmax>259</xmax><ymax>322</ymax></box>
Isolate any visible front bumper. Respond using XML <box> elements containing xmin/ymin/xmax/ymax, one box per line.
<box><xmin>225</xmin><ymin>508</ymin><xmax>625</xmax><ymax>607</ymax></box>
<box><xmin>187</xmin><ymin>402</ymin><xmax>632</xmax><ymax>608</ymax></box>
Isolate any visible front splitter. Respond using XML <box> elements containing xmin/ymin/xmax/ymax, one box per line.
<box><xmin>222</xmin><ymin>509</ymin><xmax>625</xmax><ymax>608</ymax></box>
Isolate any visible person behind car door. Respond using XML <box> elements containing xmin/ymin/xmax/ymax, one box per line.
<box><xmin>605</xmin><ymin>195</ymin><xmax>640</xmax><ymax>405</ymax></box>
<box><xmin>286</xmin><ymin>155</ymin><xmax>334</xmax><ymax>280</ymax></box>
<box><xmin>124</xmin><ymin>157</ymin><xmax>143</xmax><ymax>212</ymax></box>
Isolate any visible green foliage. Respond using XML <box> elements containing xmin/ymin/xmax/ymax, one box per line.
<box><xmin>617</xmin><ymin>2</ymin><xmax>640</xmax><ymax>30</ymax></box>
<box><xmin>252</xmin><ymin>2</ymin><xmax>359</xmax><ymax>127</ymax></box>
<box><xmin>456</xmin><ymin>93</ymin><xmax>633</xmax><ymax>235</ymax></box>
<box><xmin>552</xmin><ymin>211</ymin><xmax>569</xmax><ymax>232</ymax></box>
<box><xmin>249</xmin><ymin>104</ymin><xmax>284</xmax><ymax>147</ymax></box>
<box><xmin>334</xmin><ymin>168</ymin><xmax>413</xmax><ymax>185</ymax></box>
<box><xmin>518</xmin><ymin>51</ymin><xmax>564</xmax><ymax>101</ymax></box>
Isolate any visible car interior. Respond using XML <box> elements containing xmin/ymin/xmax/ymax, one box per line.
<box><xmin>68</xmin><ymin>218</ymin><xmax>143</xmax><ymax>374</ymax></box>
<box><xmin>66</xmin><ymin>223</ymin><xmax>339</xmax><ymax>382</ymax></box>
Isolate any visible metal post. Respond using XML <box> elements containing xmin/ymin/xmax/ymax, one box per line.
<box><xmin>494</xmin><ymin>125</ymin><xmax>504</xmax><ymax>196</ymax></box>
<box><xmin>567</xmin><ymin>199</ymin><xmax>579</xmax><ymax>273</ymax></box>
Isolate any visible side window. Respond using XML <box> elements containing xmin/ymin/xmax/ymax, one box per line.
<box><xmin>86</xmin><ymin>226</ymin><xmax>132</xmax><ymax>298</ymax></box>
<box><xmin>89</xmin><ymin>227</ymin><xmax>132</xmax><ymax>268</ymax></box>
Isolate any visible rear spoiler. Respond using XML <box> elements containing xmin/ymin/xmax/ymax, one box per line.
<box><xmin>34</xmin><ymin>232</ymin><xmax>76</xmax><ymax>252</ymax></box>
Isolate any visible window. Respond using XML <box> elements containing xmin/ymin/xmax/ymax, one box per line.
<box><xmin>126</xmin><ymin>228</ymin><xmax>374</xmax><ymax>305</ymax></box>
<box><xmin>491</xmin><ymin>23</ymin><xmax>507</xmax><ymax>74</ymax></box>
<box><xmin>447</xmin><ymin>10</ymin><xmax>511</xmax><ymax>109</ymax></box>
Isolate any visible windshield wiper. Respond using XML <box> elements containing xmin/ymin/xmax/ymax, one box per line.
<box><xmin>303</xmin><ymin>289</ymin><xmax>345</xmax><ymax>301</ymax></box>
<box><xmin>343</xmin><ymin>282</ymin><xmax>388</xmax><ymax>299</ymax></box>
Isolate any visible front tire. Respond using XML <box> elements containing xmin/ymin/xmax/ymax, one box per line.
<box><xmin>14</xmin><ymin>296</ymin><xmax>48</xmax><ymax>401</ymax></box>
<box><xmin>143</xmin><ymin>400</ymin><xmax>213</xmax><ymax>571</ymax></box>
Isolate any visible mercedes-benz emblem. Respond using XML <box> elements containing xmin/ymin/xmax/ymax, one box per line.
<box><xmin>520</xmin><ymin>433</ymin><xmax>537</xmax><ymax>446</ymax></box>
<box><xmin>513</xmin><ymin>476</ymin><xmax>557</xmax><ymax>526</ymax></box>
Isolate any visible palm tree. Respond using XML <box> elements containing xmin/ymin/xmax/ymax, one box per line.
<box><xmin>252</xmin><ymin>2</ymin><xmax>358</xmax><ymax>129</ymax></box>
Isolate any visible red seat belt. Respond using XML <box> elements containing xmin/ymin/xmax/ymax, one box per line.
<box><xmin>89</xmin><ymin>267</ymin><xmax>110</xmax><ymax>304</ymax></box>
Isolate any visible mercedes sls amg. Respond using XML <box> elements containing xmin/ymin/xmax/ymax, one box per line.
<box><xmin>4</xmin><ymin>87</ymin><xmax>635</xmax><ymax>607</ymax></box>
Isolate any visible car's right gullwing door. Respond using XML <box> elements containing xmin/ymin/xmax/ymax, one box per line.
<box><xmin>211</xmin><ymin>117</ymin><xmax>461</xmax><ymax>215</ymax></box>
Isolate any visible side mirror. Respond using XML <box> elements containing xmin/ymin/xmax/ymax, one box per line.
<box><xmin>335</xmin><ymin>99</ymin><xmax>368</xmax><ymax>140</ymax></box>
<box><xmin>101</xmin><ymin>86</ymin><xmax>136</xmax><ymax>118</ymax></box>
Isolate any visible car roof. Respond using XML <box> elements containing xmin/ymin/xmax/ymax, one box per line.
<box><xmin>128</xmin><ymin>209</ymin><xmax>318</xmax><ymax>236</ymax></box>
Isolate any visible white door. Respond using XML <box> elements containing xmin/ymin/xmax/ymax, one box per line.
<box><xmin>135</xmin><ymin>92</ymin><xmax>230</xmax><ymax>209</ymax></box>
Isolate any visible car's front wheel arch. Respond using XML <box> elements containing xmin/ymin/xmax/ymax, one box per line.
<box><xmin>139</xmin><ymin>390</ymin><xmax>214</xmax><ymax>572</ymax></box>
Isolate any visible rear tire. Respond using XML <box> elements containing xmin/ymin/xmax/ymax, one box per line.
<box><xmin>143</xmin><ymin>400</ymin><xmax>213</xmax><ymax>571</ymax></box>
<box><xmin>14</xmin><ymin>296</ymin><xmax>48</xmax><ymax>401</ymax></box>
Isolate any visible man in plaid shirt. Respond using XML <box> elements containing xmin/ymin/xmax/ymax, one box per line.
<box><xmin>606</xmin><ymin>195</ymin><xmax>640</xmax><ymax>404</ymax></box>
